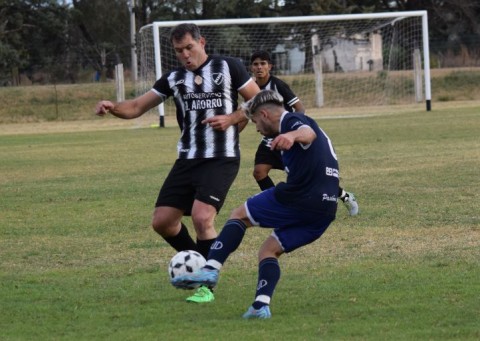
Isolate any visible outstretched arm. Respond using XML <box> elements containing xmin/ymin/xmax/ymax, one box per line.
<box><xmin>95</xmin><ymin>91</ymin><xmax>162</xmax><ymax>120</ymax></box>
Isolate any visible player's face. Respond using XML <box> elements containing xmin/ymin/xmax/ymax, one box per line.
<box><xmin>251</xmin><ymin>111</ymin><xmax>276</xmax><ymax>137</ymax></box>
<box><xmin>172</xmin><ymin>34</ymin><xmax>207</xmax><ymax>71</ymax></box>
<box><xmin>250</xmin><ymin>58</ymin><xmax>272</xmax><ymax>80</ymax></box>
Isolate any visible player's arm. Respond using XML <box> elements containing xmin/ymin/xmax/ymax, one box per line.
<box><xmin>236</xmin><ymin>79</ymin><xmax>261</xmax><ymax>132</ymax></box>
<box><xmin>95</xmin><ymin>91</ymin><xmax>162</xmax><ymax>120</ymax></box>
<box><xmin>271</xmin><ymin>126</ymin><xmax>316</xmax><ymax>151</ymax></box>
<box><xmin>202</xmin><ymin>79</ymin><xmax>260</xmax><ymax>131</ymax></box>
<box><xmin>292</xmin><ymin>100</ymin><xmax>306</xmax><ymax>113</ymax></box>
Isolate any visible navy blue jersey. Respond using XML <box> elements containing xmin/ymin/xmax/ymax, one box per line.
<box><xmin>152</xmin><ymin>55</ymin><xmax>252</xmax><ymax>159</ymax></box>
<box><xmin>274</xmin><ymin>112</ymin><xmax>339</xmax><ymax>215</ymax></box>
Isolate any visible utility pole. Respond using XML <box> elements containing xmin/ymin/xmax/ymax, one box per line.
<box><xmin>129</xmin><ymin>0</ymin><xmax>138</xmax><ymax>83</ymax></box>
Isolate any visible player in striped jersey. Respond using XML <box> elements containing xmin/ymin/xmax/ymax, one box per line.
<box><xmin>250</xmin><ymin>50</ymin><xmax>358</xmax><ymax>216</ymax></box>
<box><xmin>95</xmin><ymin>23</ymin><xmax>260</xmax><ymax>303</ymax></box>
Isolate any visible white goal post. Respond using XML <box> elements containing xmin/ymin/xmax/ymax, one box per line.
<box><xmin>137</xmin><ymin>11</ymin><xmax>431</xmax><ymax>127</ymax></box>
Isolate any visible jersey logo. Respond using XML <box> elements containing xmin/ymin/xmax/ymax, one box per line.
<box><xmin>212</xmin><ymin>73</ymin><xmax>224</xmax><ymax>85</ymax></box>
<box><xmin>175</xmin><ymin>79</ymin><xmax>185</xmax><ymax>86</ymax></box>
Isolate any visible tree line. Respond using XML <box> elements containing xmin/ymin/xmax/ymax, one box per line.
<box><xmin>1</xmin><ymin>0</ymin><xmax>479</xmax><ymax>85</ymax></box>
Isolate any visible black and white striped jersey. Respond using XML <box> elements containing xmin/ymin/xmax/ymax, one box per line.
<box><xmin>258</xmin><ymin>75</ymin><xmax>300</xmax><ymax>146</ymax></box>
<box><xmin>259</xmin><ymin>75</ymin><xmax>300</xmax><ymax>111</ymax></box>
<box><xmin>152</xmin><ymin>55</ymin><xmax>252</xmax><ymax>159</ymax></box>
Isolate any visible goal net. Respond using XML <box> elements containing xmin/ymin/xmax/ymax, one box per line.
<box><xmin>136</xmin><ymin>11</ymin><xmax>431</xmax><ymax>125</ymax></box>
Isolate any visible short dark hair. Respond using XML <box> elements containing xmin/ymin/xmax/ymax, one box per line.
<box><xmin>170</xmin><ymin>23</ymin><xmax>202</xmax><ymax>43</ymax></box>
<box><xmin>250</xmin><ymin>50</ymin><xmax>272</xmax><ymax>64</ymax></box>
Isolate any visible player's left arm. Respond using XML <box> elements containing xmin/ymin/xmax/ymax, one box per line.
<box><xmin>292</xmin><ymin>101</ymin><xmax>306</xmax><ymax>113</ymax></box>
<box><xmin>271</xmin><ymin>125</ymin><xmax>316</xmax><ymax>151</ymax></box>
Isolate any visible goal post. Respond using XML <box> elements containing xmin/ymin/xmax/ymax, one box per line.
<box><xmin>137</xmin><ymin>11</ymin><xmax>431</xmax><ymax>126</ymax></box>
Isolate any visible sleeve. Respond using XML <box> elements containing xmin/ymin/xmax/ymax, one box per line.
<box><xmin>224</xmin><ymin>57</ymin><xmax>252</xmax><ymax>91</ymax></box>
<box><xmin>151</xmin><ymin>72</ymin><xmax>173</xmax><ymax>100</ymax></box>
<box><xmin>280</xmin><ymin>113</ymin><xmax>309</xmax><ymax>134</ymax></box>
<box><xmin>273</xmin><ymin>77</ymin><xmax>300</xmax><ymax>109</ymax></box>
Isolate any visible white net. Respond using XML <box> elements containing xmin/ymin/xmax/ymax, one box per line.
<box><xmin>137</xmin><ymin>13</ymin><xmax>428</xmax><ymax>122</ymax></box>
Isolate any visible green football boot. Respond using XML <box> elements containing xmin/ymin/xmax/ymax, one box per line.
<box><xmin>186</xmin><ymin>286</ymin><xmax>215</xmax><ymax>303</ymax></box>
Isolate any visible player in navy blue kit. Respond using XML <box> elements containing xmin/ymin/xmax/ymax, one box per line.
<box><xmin>95</xmin><ymin>23</ymin><xmax>260</xmax><ymax>303</ymax></box>
<box><xmin>250</xmin><ymin>50</ymin><xmax>358</xmax><ymax>216</ymax></box>
<box><xmin>172</xmin><ymin>90</ymin><xmax>341</xmax><ymax>319</ymax></box>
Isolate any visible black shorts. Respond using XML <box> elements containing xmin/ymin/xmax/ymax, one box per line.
<box><xmin>254</xmin><ymin>138</ymin><xmax>284</xmax><ymax>170</ymax></box>
<box><xmin>155</xmin><ymin>157</ymin><xmax>240</xmax><ymax>216</ymax></box>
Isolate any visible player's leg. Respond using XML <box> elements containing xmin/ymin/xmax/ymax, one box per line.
<box><xmin>191</xmin><ymin>157</ymin><xmax>240</xmax><ymax>259</ymax></box>
<box><xmin>242</xmin><ymin>236</ymin><xmax>283</xmax><ymax>319</ymax></box>
<box><xmin>153</xmin><ymin>159</ymin><xmax>198</xmax><ymax>251</ymax></box>
<box><xmin>253</xmin><ymin>140</ymin><xmax>283</xmax><ymax>191</ymax></box>
<box><xmin>171</xmin><ymin>205</ymin><xmax>252</xmax><ymax>289</ymax></box>
<box><xmin>190</xmin><ymin>200</ymin><xmax>217</xmax><ymax>257</ymax></box>
<box><xmin>185</xmin><ymin>202</ymin><xmax>218</xmax><ymax>303</ymax></box>
<box><xmin>253</xmin><ymin>163</ymin><xmax>274</xmax><ymax>190</ymax></box>
<box><xmin>185</xmin><ymin>158</ymin><xmax>240</xmax><ymax>303</ymax></box>
<box><xmin>243</xmin><ymin>202</ymin><xmax>335</xmax><ymax>319</ymax></box>
<box><xmin>152</xmin><ymin>206</ymin><xmax>197</xmax><ymax>251</ymax></box>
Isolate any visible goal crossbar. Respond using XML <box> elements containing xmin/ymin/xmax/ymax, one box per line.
<box><xmin>137</xmin><ymin>11</ymin><xmax>432</xmax><ymax>126</ymax></box>
<box><xmin>141</xmin><ymin>11</ymin><xmax>429</xmax><ymax>28</ymax></box>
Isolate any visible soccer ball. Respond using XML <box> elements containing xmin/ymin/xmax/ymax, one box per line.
<box><xmin>168</xmin><ymin>250</ymin><xmax>206</xmax><ymax>281</ymax></box>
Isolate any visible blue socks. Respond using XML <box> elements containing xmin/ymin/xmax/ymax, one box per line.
<box><xmin>252</xmin><ymin>257</ymin><xmax>280</xmax><ymax>309</ymax></box>
<box><xmin>204</xmin><ymin>219</ymin><xmax>247</xmax><ymax>269</ymax></box>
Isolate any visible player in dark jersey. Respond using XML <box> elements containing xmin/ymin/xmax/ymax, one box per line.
<box><xmin>250</xmin><ymin>50</ymin><xmax>305</xmax><ymax>190</ymax></box>
<box><xmin>172</xmin><ymin>90</ymin><xmax>341</xmax><ymax>319</ymax></box>
<box><xmin>250</xmin><ymin>50</ymin><xmax>358</xmax><ymax>216</ymax></box>
<box><xmin>95</xmin><ymin>23</ymin><xmax>260</xmax><ymax>303</ymax></box>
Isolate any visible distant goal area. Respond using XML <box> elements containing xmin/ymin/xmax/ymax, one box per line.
<box><xmin>137</xmin><ymin>11</ymin><xmax>431</xmax><ymax>120</ymax></box>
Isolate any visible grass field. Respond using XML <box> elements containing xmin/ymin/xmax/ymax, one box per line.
<box><xmin>1</xmin><ymin>103</ymin><xmax>479</xmax><ymax>340</ymax></box>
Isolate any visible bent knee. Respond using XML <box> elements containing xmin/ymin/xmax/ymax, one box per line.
<box><xmin>229</xmin><ymin>205</ymin><xmax>249</xmax><ymax>222</ymax></box>
<box><xmin>151</xmin><ymin>208</ymin><xmax>181</xmax><ymax>237</ymax></box>
<box><xmin>253</xmin><ymin>168</ymin><xmax>268</xmax><ymax>181</ymax></box>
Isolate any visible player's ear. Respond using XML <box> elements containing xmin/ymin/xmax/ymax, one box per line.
<box><xmin>260</xmin><ymin>109</ymin><xmax>269</xmax><ymax>119</ymax></box>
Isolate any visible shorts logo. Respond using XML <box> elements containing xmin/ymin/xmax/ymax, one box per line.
<box><xmin>212</xmin><ymin>73</ymin><xmax>224</xmax><ymax>85</ymax></box>
<box><xmin>209</xmin><ymin>195</ymin><xmax>220</xmax><ymax>202</ymax></box>
<box><xmin>211</xmin><ymin>241</ymin><xmax>223</xmax><ymax>250</ymax></box>
<box><xmin>322</xmin><ymin>194</ymin><xmax>337</xmax><ymax>202</ymax></box>
<box><xmin>326</xmin><ymin>167</ymin><xmax>339</xmax><ymax>178</ymax></box>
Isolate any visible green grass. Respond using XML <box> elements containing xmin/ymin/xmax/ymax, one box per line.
<box><xmin>1</xmin><ymin>105</ymin><xmax>479</xmax><ymax>340</ymax></box>
<box><xmin>0</xmin><ymin>83</ymin><xmax>136</xmax><ymax>123</ymax></box>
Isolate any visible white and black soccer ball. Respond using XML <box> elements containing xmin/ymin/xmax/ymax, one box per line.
<box><xmin>168</xmin><ymin>250</ymin><xmax>206</xmax><ymax>281</ymax></box>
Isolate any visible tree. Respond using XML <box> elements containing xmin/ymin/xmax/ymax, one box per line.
<box><xmin>2</xmin><ymin>0</ymin><xmax>479</xmax><ymax>85</ymax></box>
<box><xmin>378</xmin><ymin>0</ymin><xmax>480</xmax><ymax>65</ymax></box>
<box><xmin>70</xmin><ymin>0</ymin><xmax>131</xmax><ymax>80</ymax></box>
<box><xmin>0</xmin><ymin>0</ymin><xmax>72</xmax><ymax>84</ymax></box>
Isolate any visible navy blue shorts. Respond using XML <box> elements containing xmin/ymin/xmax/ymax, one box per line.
<box><xmin>245</xmin><ymin>188</ymin><xmax>335</xmax><ymax>253</ymax></box>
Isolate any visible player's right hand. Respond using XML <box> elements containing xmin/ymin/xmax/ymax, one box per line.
<box><xmin>95</xmin><ymin>100</ymin><xmax>114</xmax><ymax>116</ymax></box>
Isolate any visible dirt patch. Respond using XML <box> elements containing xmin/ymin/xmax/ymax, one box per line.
<box><xmin>1</xmin><ymin>100</ymin><xmax>479</xmax><ymax>136</ymax></box>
